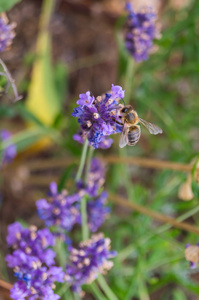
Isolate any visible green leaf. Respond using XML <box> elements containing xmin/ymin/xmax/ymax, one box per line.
<box><xmin>0</xmin><ymin>0</ymin><xmax>21</xmax><ymax>13</ymax></box>
<box><xmin>0</xmin><ymin>127</ymin><xmax>60</xmax><ymax>153</ymax></box>
<box><xmin>173</xmin><ymin>289</ymin><xmax>187</xmax><ymax>300</ymax></box>
<box><xmin>25</xmin><ymin>0</ymin><xmax>61</xmax><ymax>126</ymax></box>
<box><xmin>16</xmin><ymin>104</ymin><xmax>45</xmax><ymax>127</ymax></box>
<box><xmin>191</xmin><ymin>180</ymin><xmax>199</xmax><ymax>199</ymax></box>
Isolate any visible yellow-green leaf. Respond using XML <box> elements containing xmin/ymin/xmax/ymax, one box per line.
<box><xmin>25</xmin><ymin>0</ymin><xmax>61</xmax><ymax>126</ymax></box>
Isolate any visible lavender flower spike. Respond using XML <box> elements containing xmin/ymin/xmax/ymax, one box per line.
<box><xmin>125</xmin><ymin>3</ymin><xmax>160</xmax><ymax>62</ymax></box>
<box><xmin>66</xmin><ymin>233</ymin><xmax>117</xmax><ymax>293</ymax></box>
<box><xmin>0</xmin><ymin>13</ymin><xmax>15</xmax><ymax>52</ymax></box>
<box><xmin>72</xmin><ymin>84</ymin><xmax>124</xmax><ymax>149</ymax></box>
<box><xmin>87</xmin><ymin>191</ymin><xmax>110</xmax><ymax>232</ymax></box>
<box><xmin>37</xmin><ymin>158</ymin><xmax>110</xmax><ymax>235</ymax></box>
<box><xmin>6</xmin><ymin>222</ymin><xmax>64</xmax><ymax>300</ymax></box>
<box><xmin>36</xmin><ymin>182</ymin><xmax>81</xmax><ymax>234</ymax></box>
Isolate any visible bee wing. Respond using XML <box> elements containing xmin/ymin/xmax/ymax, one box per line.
<box><xmin>139</xmin><ymin>118</ymin><xmax>163</xmax><ymax>135</ymax></box>
<box><xmin>119</xmin><ymin>122</ymin><xmax>129</xmax><ymax>148</ymax></box>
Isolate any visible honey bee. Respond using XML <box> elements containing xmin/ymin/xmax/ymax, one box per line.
<box><xmin>118</xmin><ymin>105</ymin><xmax>163</xmax><ymax>148</ymax></box>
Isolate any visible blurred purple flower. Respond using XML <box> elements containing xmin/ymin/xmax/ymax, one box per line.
<box><xmin>10</xmin><ymin>266</ymin><xmax>64</xmax><ymax>300</ymax></box>
<box><xmin>66</xmin><ymin>233</ymin><xmax>117</xmax><ymax>293</ymax></box>
<box><xmin>6</xmin><ymin>222</ymin><xmax>55</xmax><ymax>267</ymax></box>
<box><xmin>37</xmin><ymin>159</ymin><xmax>110</xmax><ymax>235</ymax></box>
<box><xmin>36</xmin><ymin>183</ymin><xmax>81</xmax><ymax>232</ymax></box>
<box><xmin>77</xmin><ymin>158</ymin><xmax>106</xmax><ymax>198</ymax></box>
<box><xmin>72</xmin><ymin>85</ymin><xmax>124</xmax><ymax>149</ymax></box>
<box><xmin>6</xmin><ymin>222</ymin><xmax>64</xmax><ymax>300</ymax></box>
<box><xmin>87</xmin><ymin>191</ymin><xmax>110</xmax><ymax>232</ymax></box>
<box><xmin>0</xmin><ymin>14</ymin><xmax>15</xmax><ymax>52</ymax></box>
<box><xmin>125</xmin><ymin>3</ymin><xmax>160</xmax><ymax>62</ymax></box>
<box><xmin>1</xmin><ymin>130</ymin><xmax>17</xmax><ymax>166</ymax></box>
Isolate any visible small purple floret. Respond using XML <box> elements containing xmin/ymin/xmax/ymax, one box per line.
<box><xmin>77</xmin><ymin>91</ymin><xmax>95</xmax><ymax>107</ymax></box>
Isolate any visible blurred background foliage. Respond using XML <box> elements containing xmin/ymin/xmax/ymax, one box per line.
<box><xmin>1</xmin><ymin>0</ymin><xmax>199</xmax><ymax>299</ymax></box>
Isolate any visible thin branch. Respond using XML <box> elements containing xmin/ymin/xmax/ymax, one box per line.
<box><xmin>0</xmin><ymin>58</ymin><xmax>22</xmax><ymax>102</ymax></box>
<box><xmin>0</xmin><ymin>279</ymin><xmax>12</xmax><ymax>290</ymax></box>
<box><xmin>14</xmin><ymin>156</ymin><xmax>195</xmax><ymax>173</ymax></box>
<box><xmin>102</xmin><ymin>156</ymin><xmax>192</xmax><ymax>172</ymax></box>
<box><xmin>109</xmin><ymin>193</ymin><xmax>199</xmax><ymax>235</ymax></box>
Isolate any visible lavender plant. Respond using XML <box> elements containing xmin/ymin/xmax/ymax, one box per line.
<box><xmin>3</xmin><ymin>0</ymin><xmax>199</xmax><ymax>299</ymax></box>
<box><xmin>7</xmin><ymin>151</ymin><xmax>115</xmax><ymax>297</ymax></box>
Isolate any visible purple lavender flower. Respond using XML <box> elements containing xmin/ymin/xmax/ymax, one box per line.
<box><xmin>185</xmin><ymin>244</ymin><xmax>199</xmax><ymax>269</ymax></box>
<box><xmin>36</xmin><ymin>183</ymin><xmax>81</xmax><ymax>232</ymax></box>
<box><xmin>6</xmin><ymin>222</ymin><xmax>64</xmax><ymax>300</ymax></box>
<box><xmin>87</xmin><ymin>191</ymin><xmax>110</xmax><ymax>232</ymax></box>
<box><xmin>0</xmin><ymin>14</ymin><xmax>15</xmax><ymax>52</ymax></box>
<box><xmin>1</xmin><ymin>129</ymin><xmax>17</xmax><ymax>166</ymax></box>
<box><xmin>6</xmin><ymin>222</ymin><xmax>55</xmax><ymax>267</ymax></box>
<box><xmin>10</xmin><ymin>266</ymin><xmax>64</xmax><ymax>300</ymax></box>
<box><xmin>72</xmin><ymin>85</ymin><xmax>124</xmax><ymax>149</ymax></box>
<box><xmin>37</xmin><ymin>159</ymin><xmax>109</xmax><ymax>234</ymax></box>
<box><xmin>66</xmin><ymin>233</ymin><xmax>117</xmax><ymax>293</ymax></box>
<box><xmin>125</xmin><ymin>3</ymin><xmax>159</xmax><ymax>62</ymax></box>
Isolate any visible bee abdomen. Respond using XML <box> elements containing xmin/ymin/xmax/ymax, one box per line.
<box><xmin>128</xmin><ymin>126</ymin><xmax>141</xmax><ymax>146</ymax></box>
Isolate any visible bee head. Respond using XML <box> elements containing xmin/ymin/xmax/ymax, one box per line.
<box><xmin>121</xmin><ymin>105</ymin><xmax>133</xmax><ymax>114</ymax></box>
<box><xmin>120</xmin><ymin>105</ymin><xmax>138</xmax><ymax>125</ymax></box>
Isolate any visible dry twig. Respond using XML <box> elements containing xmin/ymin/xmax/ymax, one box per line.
<box><xmin>0</xmin><ymin>279</ymin><xmax>12</xmax><ymax>290</ymax></box>
<box><xmin>109</xmin><ymin>193</ymin><xmax>199</xmax><ymax>235</ymax></box>
<box><xmin>19</xmin><ymin>156</ymin><xmax>195</xmax><ymax>173</ymax></box>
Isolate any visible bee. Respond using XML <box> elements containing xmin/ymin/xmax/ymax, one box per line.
<box><xmin>118</xmin><ymin>105</ymin><xmax>163</xmax><ymax>148</ymax></box>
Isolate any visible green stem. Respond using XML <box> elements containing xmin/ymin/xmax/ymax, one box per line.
<box><xmin>81</xmin><ymin>195</ymin><xmax>89</xmax><ymax>241</ymax></box>
<box><xmin>81</xmin><ymin>146</ymin><xmax>93</xmax><ymax>240</ymax></box>
<box><xmin>97</xmin><ymin>274</ymin><xmax>119</xmax><ymax>300</ymax></box>
<box><xmin>118</xmin><ymin>204</ymin><xmax>199</xmax><ymax>262</ymax></box>
<box><xmin>137</xmin><ymin>277</ymin><xmax>150</xmax><ymax>300</ymax></box>
<box><xmin>124</xmin><ymin>58</ymin><xmax>135</xmax><ymax>104</ymax></box>
<box><xmin>84</xmin><ymin>146</ymin><xmax>94</xmax><ymax>184</ymax></box>
<box><xmin>75</xmin><ymin>139</ymin><xmax>89</xmax><ymax>182</ymax></box>
<box><xmin>90</xmin><ymin>282</ymin><xmax>107</xmax><ymax>300</ymax></box>
<box><xmin>40</xmin><ymin>0</ymin><xmax>55</xmax><ymax>31</ymax></box>
<box><xmin>73</xmin><ymin>292</ymin><xmax>81</xmax><ymax>300</ymax></box>
<box><xmin>76</xmin><ymin>140</ymin><xmax>92</xmax><ymax>241</ymax></box>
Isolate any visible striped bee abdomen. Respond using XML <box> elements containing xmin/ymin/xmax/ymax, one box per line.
<box><xmin>128</xmin><ymin>125</ymin><xmax>141</xmax><ymax>146</ymax></box>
